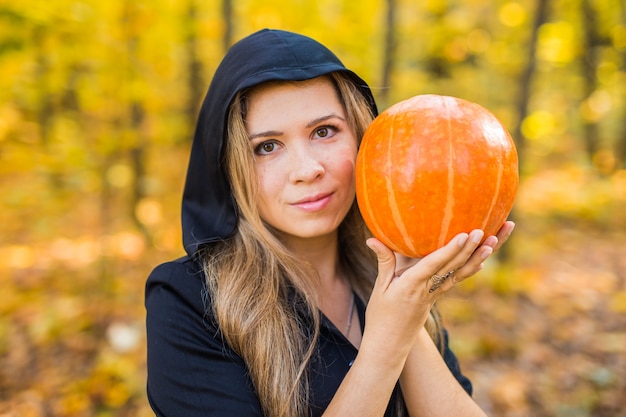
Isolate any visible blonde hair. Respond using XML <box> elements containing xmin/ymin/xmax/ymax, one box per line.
<box><xmin>199</xmin><ymin>72</ymin><xmax>442</xmax><ymax>417</ymax></box>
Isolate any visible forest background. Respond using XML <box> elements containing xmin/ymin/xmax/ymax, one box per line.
<box><xmin>1</xmin><ymin>0</ymin><xmax>625</xmax><ymax>416</ymax></box>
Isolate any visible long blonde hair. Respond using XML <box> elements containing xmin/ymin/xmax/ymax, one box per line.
<box><xmin>199</xmin><ymin>72</ymin><xmax>443</xmax><ymax>417</ymax></box>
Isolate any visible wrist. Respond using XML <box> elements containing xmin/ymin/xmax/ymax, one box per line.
<box><xmin>357</xmin><ymin>328</ymin><xmax>416</xmax><ymax>375</ymax></box>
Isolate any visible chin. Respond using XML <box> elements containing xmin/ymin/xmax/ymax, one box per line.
<box><xmin>278</xmin><ymin>221</ymin><xmax>341</xmax><ymax>241</ymax></box>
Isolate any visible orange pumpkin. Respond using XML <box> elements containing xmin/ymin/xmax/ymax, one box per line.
<box><xmin>356</xmin><ymin>94</ymin><xmax>519</xmax><ymax>258</ymax></box>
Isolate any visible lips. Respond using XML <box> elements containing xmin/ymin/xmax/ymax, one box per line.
<box><xmin>292</xmin><ymin>192</ymin><xmax>333</xmax><ymax>211</ymax></box>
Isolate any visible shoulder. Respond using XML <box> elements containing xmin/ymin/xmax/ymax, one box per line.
<box><xmin>145</xmin><ymin>257</ymin><xmax>263</xmax><ymax>416</ymax></box>
<box><xmin>146</xmin><ymin>255</ymin><xmax>204</xmax><ymax>290</ymax></box>
<box><xmin>145</xmin><ymin>255</ymin><xmax>208</xmax><ymax>315</ymax></box>
<box><xmin>145</xmin><ymin>255</ymin><xmax>216</xmax><ymax>354</ymax></box>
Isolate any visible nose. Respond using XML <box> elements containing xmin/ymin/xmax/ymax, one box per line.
<box><xmin>288</xmin><ymin>144</ymin><xmax>325</xmax><ymax>183</ymax></box>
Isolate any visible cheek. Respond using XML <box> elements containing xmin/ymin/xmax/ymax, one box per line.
<box><xmin>334</xmin><ymin>145</ymin><xmax>358</xmax><ymax>187</ymax></box>
<box><xmin>256</xmin><ymin>166</ymin><xmax>282</xmax><ymax>210</ymax></box>
<box><xmin>337</xmin><ymin>157</ymin><xmax>356</xmax><ymax>183</ymax></box>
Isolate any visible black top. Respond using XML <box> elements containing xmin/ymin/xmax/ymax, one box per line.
<box><xmin>145</xmin><ymin>256</ymin><xmax>473</xmax><ymax>416</ymax></box>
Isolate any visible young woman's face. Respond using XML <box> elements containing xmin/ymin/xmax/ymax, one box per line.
<box><xmin>246</xmin><ymin>77</ymin><xmax>357</xmax><ymax>244</ymax></box>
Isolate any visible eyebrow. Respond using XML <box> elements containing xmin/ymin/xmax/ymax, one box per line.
<box><xmin>306</xmin><ymin>113</ymin><xmax>345</xmax><ymax>128</ymax></box>
<box><xmin>248</xmin><ymin>113</ymin><xmax>346</xmax><ymax>140</ymax></box>
<box><xmin>248</xmin><ymin>130</ymin><xmax>282</xmax><ymax>140</ymax></box>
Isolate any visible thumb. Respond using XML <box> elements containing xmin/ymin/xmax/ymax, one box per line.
<box><xmin>366</xmin><ymin>238</ymin><xmax>397</xmax><ymax>288</ymax></box>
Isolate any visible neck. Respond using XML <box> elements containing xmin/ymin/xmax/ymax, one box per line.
<box><xmin>280</xmin><ymin>231</ymin><xmax>344</xmax><ymax>289</ymax></box>
<box><xmin>279</xmin><ymin>231</ymin><xmax>359</xmax><ymax>345</ymax></box>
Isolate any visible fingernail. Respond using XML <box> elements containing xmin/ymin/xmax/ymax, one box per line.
<box><xmin>470</xmin><ymin>229</ymin><xmax>484</xmax><ymax>243</ymax></box>
<box><xmin>481</xmin><ymin>247</ymin><xmax>493</xmax><ymax>260</ymax></box>
<box><xmin>508</xmin><ymin>222</ymin><xmax>516</xmax><ymax>234</ymax></box>
<box><xmin>457</xmin><ymin>233</ymin><xmax>469</xmax><ymax>247</ymax></box>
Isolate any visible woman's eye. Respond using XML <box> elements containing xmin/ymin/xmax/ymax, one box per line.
<box><xmin>316</xmin><ymin>127</ymin><xmax>329</xmax><ymax>138</ymax></box>
<box><xmin>255</xmin><ymin>141</ymin><xmax>278</xmax><ymax>155</ymax></box>
<box><xmin>315</xmin><ymin>126</ymin><xmax>336</xmax><ymax>139</ymax></box>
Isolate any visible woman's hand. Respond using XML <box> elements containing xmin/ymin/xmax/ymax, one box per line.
<box><xmin>361</xmin><ymin>230</ymin><xmax>479</xmax><ymax>364</ymax></box>
<box><xmin>360</xmin><ymin>221</ymin><xmax>516</xmax><ymax>361</ymax></box>
<box><xmin>430</xmin><ymin>219</ymin><xmax>516</xmax><ymax>291</ymax></box>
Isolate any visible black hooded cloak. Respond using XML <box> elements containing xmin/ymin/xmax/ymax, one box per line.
<box><xmin>146</xmin><ymin>29</ymin><xmax>472</xmax><ymax>417</ymax></box>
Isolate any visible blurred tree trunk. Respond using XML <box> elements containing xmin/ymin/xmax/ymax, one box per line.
<box><xmin>33</xmin><ymin>23</ymin><xmax>66</xmax><ymax>193</ymax></box>
<box><xmin>423</xmin><ymin>4</ymin><xmax>451</xmax><ymax>80</ymax></box>
<box><xmin>223</xmin><ymin>0</ymin><xmax>233</xmax><ymax>50</ymax></box>
<box><xmin>33</xmin><ymin>25</ymin><xmax>53</xmax><ymax>148</ymax></box>
<box><xmin>512</xmin><ymin>0</ymin><xmax>549</xmax><ymax>156</ymax></box>
<box><xmin>618</xmin><ymin>68</ymin><xmax>626</xmax><ymax>169</ymax></box>
<box><xmin>379</xmin><ymin>0</ymin><xmax>397</xmax><ymax>108</ymax></box>
<box><xmin>186</xmin><ymin>0</ymin><xmax>203</xmax><ymax>138</ymax></box>
<box><xmin>124</xmin><ymin>2</ymin><xmax>152</xmax><ymax>246</ymax></box>
<box><xmin>129</xmin><ymin>103</ymin><xmax>151</xmax><ymax>245</ymax></box>
<box><xmin>580</xmin><ymin>0</ymin><xmax>603</xmax><ymax>169</ymax></box>
<box><xmin>99</xmin><ymin>151</ymin><xmax>115</xmax><ymax>286</ymax></box>
<box><xmin>500</xmin><ymin>0</ymin><xmax>549</xmax><ymax>262</ymax></box>
<box><xmin>61</xmin><ymin>65</ymin><xmax>81</xmax><ymax>113</ymax></box>
<box><xmin>617</xmin><ymin>5</ymin><xmax>626</xmax><ymax>169</ymax></box>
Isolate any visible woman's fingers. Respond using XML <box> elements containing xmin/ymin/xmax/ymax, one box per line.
<box><xmin>368</xmin><ymin>223</ymin><xmax>512</xmax><ymax>296</ymax></box>
<box><xmin>366</xmin><ymin>238</ymin><xmax>397</xmax><ymax>289</ymax></box>
<box><xmin>449</xmin><ymin>244</ymin><xmax>493</xmax><ymax>284</ymax></box>
<box><xmin>444</xmin><ymin>221</ymin><xmax>515</xmax><ymax>287</ymax></box>
<box><xmin>385</xmin><ymin>232</ymin><xmax>474</xmax><ymax>296</ymax></box>
<box><xmin>492</xmin><ymin>221</ymin><xmax>515</xmax><ymax>252</ymax></box>
<box><xmin>423</xmin><ymin>229</ymin><xmax>487</xmax><ymax>292</ymax></box>
<box><xmin>422</xmin><ymin>230</ymin><xmax>481</xmax><ymax>276</ymax></box>
<box><xmin>394</xmin><ymin>253</ymin><xmax>420</xmax><ymax>276</ymax></box>
<box><xmin>435</xmin><ymin>222</ymin><xmax>515</xmax><ymax>291</ymax></box>
<box><xmin>445</xmin><ymin>221</ymin><xmax>515</xmax><ymax>280</ymax></box>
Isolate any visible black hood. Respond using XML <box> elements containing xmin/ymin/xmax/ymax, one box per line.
<box><xmin>181</xmin><ymin>28</ymin><xmax>378</xmax><ymax>256</ymax></box>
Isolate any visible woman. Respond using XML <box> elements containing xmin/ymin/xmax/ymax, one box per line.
<box><xmin>145</xmin><ymin>28</ymin><xmax>514</xmax><ymax>417</ymax></box>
